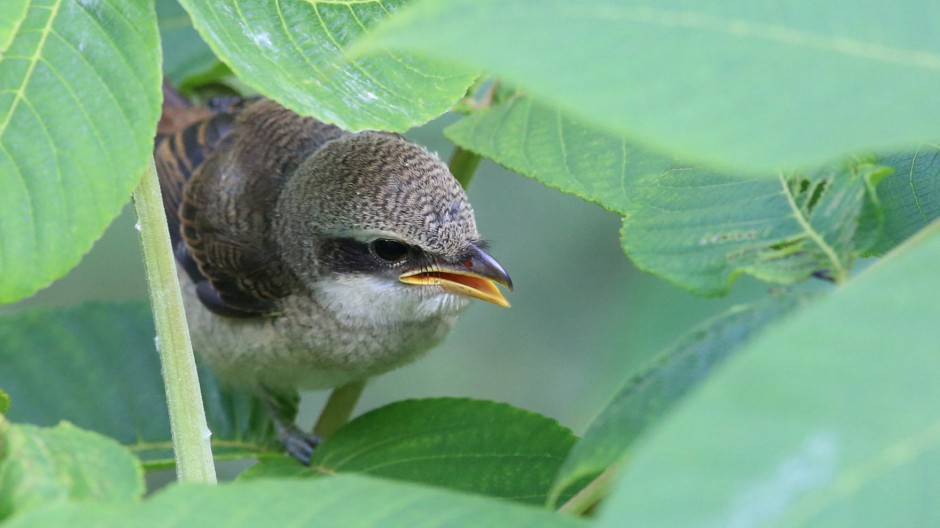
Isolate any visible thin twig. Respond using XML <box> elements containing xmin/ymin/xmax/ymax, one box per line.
<box><xmin>313</xmin><ymin>379</ymin><xmax>367</xmax><ymax>439</ymax></box>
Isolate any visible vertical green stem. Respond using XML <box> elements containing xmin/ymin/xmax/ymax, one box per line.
<box><xmin>448</xmin><ymin>146</ymin><xmax>482</xmax><ymax>189</ymax></box>
<box><xmin>313</xmin><ymin>380</ymin><xmax>367</xmax><ymax>439</ymax></box>
<box><xmin>133</xmin><ymin>160</ymin><xmax>216</xmax><ymax>484</ymax></box>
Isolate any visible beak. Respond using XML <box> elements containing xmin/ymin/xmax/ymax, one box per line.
<box><xmin>399</xmin><ymin>244</ymin><xmax>513</xmax><ymax>307</ymax></box>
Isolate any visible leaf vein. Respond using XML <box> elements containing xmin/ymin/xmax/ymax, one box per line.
<box><xmin>41</xmin><ymin>37</ymin><xmax>120</xmax><ymax>173</ymax></box>
<box><xmin>310</xmin><ymin>1</ymin><xmax>399</xmax><ymax>114</ymax></box>
<box><xmin>0</xmin><ymin>140</ymin><xmax>37</xmax><ymax>274</ymax></box>
<box><xmin>0</xmin><ymin>0</ymin><xmax>64</xmax><ymax>142</ymax></box>
<box><xmin>329</xmin><ymin>451</ymin><xmax>568</xmax><ymax>473</ymax></box>
<box><xmin>778</xmin><ymin>173</ymin><xmax>846</xmax><ymax>281</ymax></box>
<box><xmin>563</xmin><ymin>6</ymin><xmax>940</xmax><ymax>70</ymax></box>
<box><xmin>907</xmin><ymin>146</ymin><xmax>929</xmax><ymax>224</ymax></box>
<box><xmin>274</xmin><ymin>0</ymin><xmax>324</xmax><ymax>77</ymax></box>
<box><xmin>18</xmin><ymin>95</ymin><xmax>70</xmax><ymax>243</ymax></box>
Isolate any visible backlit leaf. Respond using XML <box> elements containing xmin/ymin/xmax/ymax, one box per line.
<box><xmin>5</xmin><ymin>475</ymin><xmax>588</xmax><ymax>528</ymax></box>
<box><xmin>177</xmin><ymin>0</ymin><xmax>476</xmax><ymax>131</ymax></box>
<box><xmin>0</xmin><ymin>0</ymin><xmax>161</xmax><ymax>303</ymax></box>
<box><xmin>353</xmin><ymin>0</ymin><xmax>940</xmax><ymax>172</ymax></box>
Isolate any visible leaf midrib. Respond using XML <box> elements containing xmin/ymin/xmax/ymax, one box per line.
<box><xmin>778</xmin><ymin>173</ymin><xmax>846</xmax><ymax>281</ymax></box>
<box><xmin>0</xmin><ymin>0</ymin><xmax>63</xmax><ymax>139</ymax></box>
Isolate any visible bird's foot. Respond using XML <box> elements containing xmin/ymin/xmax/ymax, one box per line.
<box><xmin>261</xmin><ymin>387</ymin><xmax>321</xmax><ymax>464</ymax></box>
<box><xmin>277</xmin><ymin>425</ymin><xmax>322</xmax><ymax>465</ymax></box>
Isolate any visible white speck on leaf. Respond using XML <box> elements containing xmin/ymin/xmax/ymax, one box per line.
<box><xmin>251</xmin><ymin>31</ymin><xmax>273</xmax><ymax>49</ymax></box>
<box><xmin>720</xmin><ymin>430</ymin><xmax>839</xmax><ymax>528</ymax></box>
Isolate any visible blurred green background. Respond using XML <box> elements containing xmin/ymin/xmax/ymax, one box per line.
<box><xmin>5</xmin><ymin>113</ymin><xmax>766</xmax><ymax>434</ymax></box>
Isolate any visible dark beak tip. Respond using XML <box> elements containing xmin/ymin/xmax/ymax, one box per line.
<box><xmin>466</xmin><ymin>242</ymin><xmax>513</xmax><ymax>291</ymax></box>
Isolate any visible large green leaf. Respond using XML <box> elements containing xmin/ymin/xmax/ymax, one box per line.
<box><xmin>445</xmin><ymin>95</ymin><xmax>648</xmax><ymax>214</ymax></box>
<box><xmin>0</xmin><ymin>0</ymin><xmax>161</xmax><ymax>304</ymax></box>
<box><xmin>177</xmin><ymin>0</ymin><xmax>476</xmax><ymax>132</ymax></box>
<box><xmin>0</xmin><ymin>302</ymin><xmax>276</xmax><ymax>467</ymax></box>
<box><xmin>0</xmin><ymin>388</ymin><xmax>8</xmax><ymax>414</ymax></box>
<box><xmin>353</xmin><ymin>0</ymin><xmax>940</xmax><ymax>172</ymax></box>
<box><xmin>597</xmin><ymin>220</ymin><xmax>940</xmax><ymax>526</ymax></box>
<box><xmin>871</xmin><ymin>145</ymin><xmax>940</xmax><ymax>255</ymax></box>
<box><xmin>0</xmin><ymin>421</ymin><xmax>143</xmax><ymax>521</ymax></box>
<box><xmin>621</xmin><ymin>160</ymin><xmax>887</xmax><ymax>295</ymax></box>
<box><xmin>0</xmin><ymin>0</ymin><xmax>28</xmax><ymax>54</ymax></box>
<box><xmin>6</xmin><ymin>475</ymin><xmax>587</xmax><ymax>528</ymax></box>
<box><xmin>549</xmin><ymin>295</ymin><xmax>806</xmax><ymax>506</ymax></box>
<box><xmin>240</xmin><ymin>398</ymin><xmax>576</xmax><ymax>505</ymax></box>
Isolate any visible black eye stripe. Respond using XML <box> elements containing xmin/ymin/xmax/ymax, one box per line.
<box><xmin>370</xmin><ymin>239</ymin><xmax>409</xmax><ymax>262</ymax></box>
<box><xmin>316</xmin><ymin>238</ymin><xmax>381</xmax><ymax>274</ymax></box>
<box><xmin>317</xmin><ymin>237</ymin><xmax>419</xmax><ymax>275</ymax></box>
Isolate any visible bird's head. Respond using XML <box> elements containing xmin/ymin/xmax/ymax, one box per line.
<box><xmin>275</xmin><ymin>131</ymin><xmax>512</xmax><ymax>325</ymax></box>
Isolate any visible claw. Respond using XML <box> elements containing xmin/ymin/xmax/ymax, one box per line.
<box><xmin>261</xmin><ymin>387</ymin><xmax>320</xmax><ymax>464</ymax></box>
<box><xmin>278</xmin><ymin>426</ymin><xmax>321</xmax><ymax>465</ymax></box>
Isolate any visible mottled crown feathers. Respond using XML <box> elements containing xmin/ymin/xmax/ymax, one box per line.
<box><xmin>275</xmin><ymin>131</ymin><xmax>479</xmax><ymax>279</ymax></box>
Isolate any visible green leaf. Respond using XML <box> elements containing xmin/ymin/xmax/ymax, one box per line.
<box><xmin>5</xmin><ymin>475</ymin><xmax>588</xmax><ymax>528</ymax></box>
<box><xmin>0</xmin><ymin>388</ymin><xmax>8</xmax><ymax>414</ymax></box>
<box><xmin>0</xmin><ymin>302</ymin><xmax>276</xmax><ymax>468</ymax></box>
<box><xmin>156</xmin><ymin>0</ymin><xmax>216</xmax><ymax>83</ymax></box>
<box><xmin>0</xmin><ymin>0</ymin><xmax>161</xmax><ymax>304</ymax></box>
<box><xmin>0</xmin><ymin>421</ymin><xmax>143</xmax><ymax>521</ymax></box>
<box><xmin>597</xmin><ymin>220</ymin><xmax>940</xmax><ymax>526</ymax></box>
<box><xmin>621</xmin><ymin>160</ymin><xmax>887</xmax><ymax>295</ymax></box>
<box><xmin>177</xmin><ymin>0</ymin><xmax>477</xmax><ymax>132</ymax></box>
<box><xmin>445</xmin><ymin>95</ymin><xmax>648</xmax><ymax>214</ymax></box>
<box><xmin>549</xmin><ymin>295</ymin><xmax>806</xmax><ymax>506</ymax></box>
<box><xmin>241</xmin><ymin>398</ymin><xmax>576</xmax><ymax>505</ymax></box>
<box><xmin>353</xmin><ymin>0</ymin><xmax>940</xmax><ymax>172</ymax></box>
<box><xmin>0</xmin><ymin>0</ymin><xmax>28</xmax><ymax>54</ymax></box>
<box><xmin>871</xmin><ymin>145</ymin><xmax>940</xmax><ymax>255</ymax></box>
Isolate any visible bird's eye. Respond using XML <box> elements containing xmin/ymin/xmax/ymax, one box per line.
<box><xmin>370</xmin><ymin>239</ymin><xmax>409</xmax><ymax>262</ymax></box>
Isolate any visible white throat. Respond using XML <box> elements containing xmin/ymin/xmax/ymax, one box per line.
<box><xmin>314</xmin><ymin>274</ymin><xmax>470</xmax><ymax>327</ymax></box>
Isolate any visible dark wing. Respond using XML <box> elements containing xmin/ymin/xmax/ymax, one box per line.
<box><xmin>155</xmin><ymin>97</ymin><xmax>239</xmax><ymax>287</ymax></box>
<box><xmin>154</xmin><ymin>88</ymin><xmax>346</xmax><ymax>318</ymax></box>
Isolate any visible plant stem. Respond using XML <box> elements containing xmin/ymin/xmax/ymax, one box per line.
<box><xmin>556</xmin><ymin>466</ymin><xmax>620</xmax><ymax>516</ymax></box>
<box><xmin>133</xmin><ymin>160</ymin><xmax>217</xmax><ymax>484</ymax></box>
<box><xmin>449</xmin><ymin>147</ymin><xmax>482</xmax><ymax>189</ymax></box>
<box><xmin>313</xmin><ymin>380</ymin><xmax>366</xmax><ymax>439</ymax></box>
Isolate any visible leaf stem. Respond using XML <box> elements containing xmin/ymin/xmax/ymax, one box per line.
<box><xmin>313</xmin><ymin>380</ymin><xmax>366</xmax><ymax>439</ymax></box>
<box><xmin>133</xmin><ymin>160</ymin><xmax>216</xmax><ymax>484</ymax></box>
<box><xmin>449</xmin><ymin>147</ymin><xmax>482</xmax><ymax>189</ymax></box>
<box><xmin>556</xmin><ymin>466</ymin><xmax>620</xmax><ymax>516</ymax></box>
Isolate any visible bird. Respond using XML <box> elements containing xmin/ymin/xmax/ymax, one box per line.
<box><xmin>153</xmin><ymin>84</ymin><xmax>512</xmax><ymax>463</ymax></box>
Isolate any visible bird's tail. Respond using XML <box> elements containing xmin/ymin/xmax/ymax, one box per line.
<box><xmin>156</xmin><ymin>80</ymin><xmax>212</xmax><ymax>139</ymax></box>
